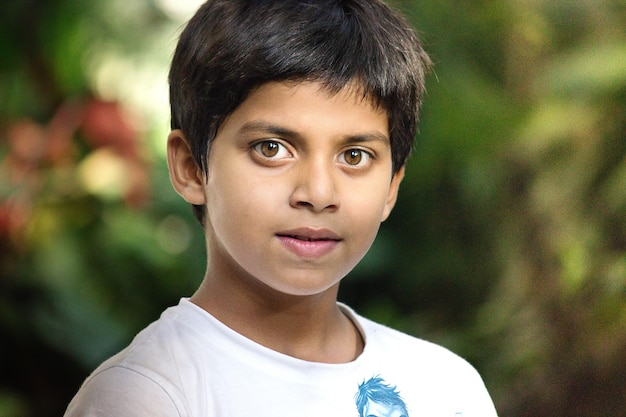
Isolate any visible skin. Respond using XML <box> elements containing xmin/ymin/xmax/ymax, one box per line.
<box><xmin>167</xmin><ymin>81</ymin><xmax>404</xmax><ymax>364</ymax></box>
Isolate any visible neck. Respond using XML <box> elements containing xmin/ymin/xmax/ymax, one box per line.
<box><xmin>190</xmin><ymin>270</ymin><xmax>363</xmax><ymax>364</ymax></box>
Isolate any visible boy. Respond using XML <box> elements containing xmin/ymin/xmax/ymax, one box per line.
<box><xmin>65</xmin><ymin>0</ymin><xmax>498</xmax><ymax>416</ymax></box>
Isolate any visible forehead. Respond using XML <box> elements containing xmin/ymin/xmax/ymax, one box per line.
<box><xmin>252</xmin><ymin>79</ymin><xmax>381</xmax><ymax>107</ymax></box>
<box><xmin>222</xmin><ymin>81</ymin><xmax>389</xmax><ymax>136</ymax></box>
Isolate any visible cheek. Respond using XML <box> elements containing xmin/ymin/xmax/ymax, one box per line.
<box><xmin>206</xmin><ymin>174</ymin><xmax>284</xmax><ymax>240</ymax></box>
<box><xmin>348</xmin><ymin>181</ymin><xmax>392</xmax><ymax>224</ymax></box>
<box><xmin>209</xmin><ymin>166</ymin><xmax>278</xmax><ymax>210</ymax></box>
<box><xmin>341</xmin><ymin>193</ymin><xmax>387</xmax><ymax>255</ymax></box>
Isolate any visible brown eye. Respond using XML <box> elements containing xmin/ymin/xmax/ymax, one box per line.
<box><xmin>252</xmin><ymin>140</ymin><xmax>291</xmax><ymax>160</ymax></box>
<box><xmin>344</xmin><ymin>149</ymin><xmax>363</xmax><ymax>165</ymax></box>
<box><xmin>260</xmin><ymin>141</ymin><xmax>280</xmax><ymax>157</ymax></box>
<box><xmin>339</xmin><ymin>148</ymin><xmax>373</xmax><ymax>168</ymax></box>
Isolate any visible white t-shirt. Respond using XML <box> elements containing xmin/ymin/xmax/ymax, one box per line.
<box><xmin>64</xmin><ymin>298</ymin><xmax>498</xmax><ymax>417</ymax></box>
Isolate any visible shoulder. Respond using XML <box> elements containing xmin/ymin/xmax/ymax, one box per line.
<box><xmin>64</xmin><ymin>300</ymin><xmax>204</xmax><ymax>417</ymax></box>
<box><xmin>344</xmin><ymin>305</ymin><xmax>463</xmax><ymax>361</ymax></box>
<box><xmin>344</xmin><ymin>304</ymin><xmax>489</xmax><ymax>386</ymax></box>
<box><xmin>64</xmin><ymin>365</ymin><xmax>183</xmax><ymax>417</ymax></box>
<box><xmin>344</xmin><ymin>306</ymin><xmax>498</xmax><ymax>416</ymax></box>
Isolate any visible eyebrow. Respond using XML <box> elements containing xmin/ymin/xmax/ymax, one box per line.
<box><xmin>237</xmin><ymin>120</ymin><xmax>390</xmax><ymax>145</ymax></box>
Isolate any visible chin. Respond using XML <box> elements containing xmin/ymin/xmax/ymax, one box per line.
<box><xmin>264</xmin><ymin>276</ymin><xmax>343</xmax><ymax>299</ymax></box>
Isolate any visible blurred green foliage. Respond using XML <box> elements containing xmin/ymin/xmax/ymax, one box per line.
<box><xmin>1</xmin><ymin>1</ymin><xmax>625</xmax><ymax>416</ymax></box>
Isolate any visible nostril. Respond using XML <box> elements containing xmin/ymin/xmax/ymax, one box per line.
<box><xmin>291</xmin><ymin>198</ymin><xmax>339</xmax><ymax>212</ymax></box>
<box><xmin>289</xmin><ymin>171</ymin><xmax>340</xmax><ymax>212</ymax></box>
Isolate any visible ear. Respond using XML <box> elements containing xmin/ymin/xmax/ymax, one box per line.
<box><xmin>380</xmin><ymin>165</ymin><xmax>405</xmax><ymax>222</ymax></box>
<box><xmin>167</xmin><ymin>129</ymin><xmax>206</xmax><ymax>205</ymax></box>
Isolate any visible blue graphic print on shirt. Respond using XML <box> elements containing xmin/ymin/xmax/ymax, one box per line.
<box><xmin>355</xmin><ymin>376</ymin><xmax>409</xmax><ymax>417</ymax></box>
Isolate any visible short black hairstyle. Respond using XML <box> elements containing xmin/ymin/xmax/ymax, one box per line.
<box><xmin>169</xmin><ymin>0</ymin><xmax>431</xmax><ymax>224</ymax></box>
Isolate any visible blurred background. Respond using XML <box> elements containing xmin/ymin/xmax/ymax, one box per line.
<box><xmin>1</xmin><ymin>0</ymin><xmax>625</xmax><ymax>416</ymax></box>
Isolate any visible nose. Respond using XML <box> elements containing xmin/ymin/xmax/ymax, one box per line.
<box><xmin>289</xmin><ymin>158</ymin><xmax>340</xmax><ymax>213</ymax></box>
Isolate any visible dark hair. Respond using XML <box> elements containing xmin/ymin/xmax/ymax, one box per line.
<box><xmin>169</xmin><ymin>0</ymin><xmax>431</xmax><ymax>224</ymax></box>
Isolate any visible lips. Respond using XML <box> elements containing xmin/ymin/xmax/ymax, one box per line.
<box><xmin>283</xmin><ymin>235</ymin><xmax>332</xmax><ymax>241</ymax></box>
<box><xmin>276</xmin><ymin>228</ymin><xmax>341</xmax><ymax>258</ymax></box>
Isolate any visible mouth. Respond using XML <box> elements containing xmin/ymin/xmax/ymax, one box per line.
<box><xmin>276</xmin><ymin>228</ymin><xmax>342</xmax><ymax>258</ymax></box>
<box><xmin>278</xmin><ymin>234</ymin><xmax>340</xmax><ymax>242</ymax></box>
<box><xmin>276</xmin><ymin>228</ymin><xmax>342</xmax><ymax>242</ymax></box>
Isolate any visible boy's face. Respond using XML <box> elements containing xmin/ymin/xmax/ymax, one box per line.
<box><xmin>172</xmin><ymin>81</ymin><xmax>403</xmax><ymax>297</ymax></box>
